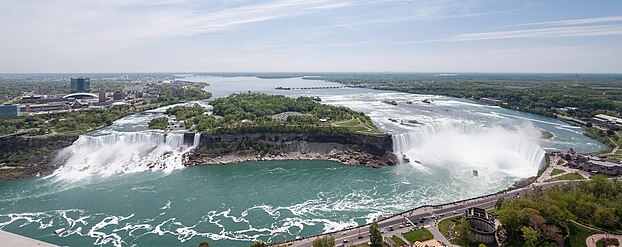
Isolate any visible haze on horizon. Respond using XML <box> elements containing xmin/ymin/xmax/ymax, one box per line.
<box><xmin>1</xmin><ymin>0</ymin><xmax>621</xmax><ymax>74</ymax></box>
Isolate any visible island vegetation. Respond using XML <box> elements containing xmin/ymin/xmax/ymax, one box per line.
<box><xmin>157</xmin><ymin>93</ymin><xmax>383</xmax><ymax>135</ymax></box>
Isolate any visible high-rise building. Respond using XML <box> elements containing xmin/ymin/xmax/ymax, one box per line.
<box><xmin>113</xmin><ymin>90</ymin><xmax>127</xmax><ymax>101</ymax></box>
<box><xmin>0</xmin><ymin>104</ymin><xmax>20</xmax><ymax>118</ymax></box>
<box><xmin>71</xmin><ymin>77</ymin><xmax>91</xmax><ymax>93</ymax></box>
<box><xmin>99</xmin><ymin>91</ymin><xmax>107</xmax><ymax>103</ymax></box>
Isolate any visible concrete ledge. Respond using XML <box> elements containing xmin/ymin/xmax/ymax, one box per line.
<box><xmin>0</xmin><ymin>230</ymin><xmax>58</xmax><ymax>247</ymax></box>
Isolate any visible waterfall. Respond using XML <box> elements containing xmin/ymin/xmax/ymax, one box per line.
<box><xmin>392</xmin><ymin>123</ymin><xmax>545</xmax><ymax>178</ymax></box>
<box><xmin>53</xmin><ymin>131</ymin><xmax>198</xmax><ymax>180</ymax></box>
<box><xmin>193</xmin><ymin>133</ymin><xmax>201</xmax><ymax>147</ymax></box>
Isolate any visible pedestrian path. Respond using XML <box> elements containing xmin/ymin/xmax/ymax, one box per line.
<box><xmin>586</xmin><ymin>234</ymin><xmax>622</xmax><ymax>247</ymax></box>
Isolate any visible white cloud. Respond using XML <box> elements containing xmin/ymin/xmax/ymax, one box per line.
<box><xmin>514</xmin><ymin>16</ymin><xmax>622</xmax><ymax>27</ymax></box>
<box><xmin>448</xmin><ymin>25</ymin><xmax>622</xmax><ymax>41</ymax></box>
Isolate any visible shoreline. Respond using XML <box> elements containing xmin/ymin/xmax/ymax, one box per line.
<box><xmin>184</xmin><ymin>149</ymin><xmax>397</xmax><ymax>168</ymax></box>
<box><xmin>184</xmin><ymin>132</ymin><xmax>398</xmax><ymax>168</ymax></box>
<box><xmin>277</xmin><ymin>154</ymin><xmax>598</xmax><ymax>247</ymax></box>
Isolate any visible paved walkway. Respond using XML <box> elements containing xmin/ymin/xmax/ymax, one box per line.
<box><xmin>536</xmin><ymin>155</ymin><xmax>589</xmax><ymax>183</ymax></box>
<box><xmin>426</xmin><ymin>225</ymin><xmax>455</xmax><ymax>247</ymax></box>
<box><xmin>0</xmin><ymin>230</ymin><xmax>58</xmax><ymax>247</ymax></box>
<box><xmin>586</xmin><ymin>234</ymin><xmax>622</xmax><ymax>247</ymax></box>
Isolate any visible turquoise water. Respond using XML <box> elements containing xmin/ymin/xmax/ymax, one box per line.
<box><xmin>0</xmin><ymin>161</ymin><xmax>520</xmax><ymax>247</ymax></box>
<box><xmin>0</xmin><ymin>76</ymin><xmax>605</xmax><ymax>246</ymax></box>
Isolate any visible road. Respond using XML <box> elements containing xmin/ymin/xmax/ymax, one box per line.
<box><xmin>289</xmin><ymin>180</ymin><xmax>571</xmax><ymax>247</ymax></box>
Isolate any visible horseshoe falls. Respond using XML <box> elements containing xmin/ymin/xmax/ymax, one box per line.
<box><xmin>392</xmin><ymin>123</ymin><xmax>546</xmax><ymax>178</ymax></box>
<box><xmin>0</xmin><ymin>76</ymin><xmax>605</xmax><ymax>247</ymax></box>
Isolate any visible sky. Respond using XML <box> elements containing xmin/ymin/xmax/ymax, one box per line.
<box><xmin>1</xmin><ymin>0</ymin><xmax>621</xmax><ymax>73</ymax></box>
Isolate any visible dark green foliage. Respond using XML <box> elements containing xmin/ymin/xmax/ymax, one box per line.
<box><xmin>165</xmin><ymin>104</ymin><xmax>205</xmax><ymax>120</ymax></box>
<box><xmin>312</xmin><ymin>235</ymin><xmax>335</xmax><ymax>247</ymax></box>
<box><xmin>148</xmin><ymin>117</ymin><xmax>169</xmax><ymax>130</ymax></box>
<box><xmin>369</xmin><ymin>221</ymin><xmax>383</xmax><ymax>247</ymax></box>
<box><xmin>457</xmin><ymin>218</ymin><xmax>474</xmax><ymax>246</ymax></box>
<box><xmin>185</xmin><ymin>93</ymin><xmax>380</xmax><ymax>135</ymax></box>
<box><xmin>497</xmin><ymin>177</ymin><xmax>622</xmax><ymax>246</ymax></box>
<box><xmin>0</xmin><ymin>107</ymin><xmax>151</xmax><ymax>136</ymax></box>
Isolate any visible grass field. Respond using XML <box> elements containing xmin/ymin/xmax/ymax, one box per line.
<box><xmin>550</xmin><ymin>168</ymin><xmax>566</xmax><ymax>176</ymax></box>
<box><xmin>402</xmin><ymin>228</ymin><xmax>433</xmax><ymax>243</ymax></box>
<box><xmin>567</xmin><ymin>221</ymin><xmax>603</xmax><ymax>247</ymax></box>
<box><xmin>391</xmin><ymin>235</ymin><xmax>407</xmax><ymax>246</ymax></box>
<box><xmin>545</xmin><ymin>172</ymin><xmax>584</xmax><ymax>182</ymax></box>
<box><xmin>438</xmin><ymin>216</ymin><xmax>461</xmax><ymax>241</ymax></box>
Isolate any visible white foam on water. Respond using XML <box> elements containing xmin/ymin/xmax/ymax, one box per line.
<box><xmin>393</xmin><ymin>122</ymin><xmax>545</xmax><ymax>178</ymax></box>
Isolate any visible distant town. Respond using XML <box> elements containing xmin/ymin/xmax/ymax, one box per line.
<box><xmin>0</xmin><ymin>75</ymin><xmax>206</xmax><ymax>118</ymax></box>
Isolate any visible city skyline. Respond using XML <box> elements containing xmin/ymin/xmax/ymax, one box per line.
<box><xmin>1</xmin><ymin>0</ymin><xmax>621</xmax><ymax>73</ymax></box>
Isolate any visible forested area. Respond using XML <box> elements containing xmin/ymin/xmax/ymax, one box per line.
<box><xmin>160</xmin><ymin>93</ymin><xmax>381</xmax><ymax>135</ymax></box>
<box><xmin>306</xmin><ymin>73</ymin><xmax>622</xmax><ymax>119</ymax></box>
<box><xmin>0</xmin><ymin>107</ymin><xmax>145</xmax><ymax>136</ymax></box>
<box><xmin>497</xmin><ymin>176</ymin><xmax>622</xmax><ymax>247</ymax></box>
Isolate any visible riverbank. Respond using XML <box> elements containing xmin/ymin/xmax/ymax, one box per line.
<box><xmin>184</xmin><ymin>132</ymin><xmax>398</xmax><ymax>168</ymax></box>
<box><xmin>0</xmin><ymin>133</ymin><xmax>79</xmax><ymax>181</ymax></box>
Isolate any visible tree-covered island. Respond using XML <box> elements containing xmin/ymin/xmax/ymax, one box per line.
<box><xmin>151</xmin><ymin>93</ymin><xmax>396</xmax><ymax>168</ymax></box>
<box><xmin>153</xmin><ymin>93</ymin><xmax>383</xmax><ymax>135</ymax></box>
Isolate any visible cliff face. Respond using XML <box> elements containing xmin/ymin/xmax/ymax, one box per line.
<box><xmin>0</xmin><ymin>134</ymin><xmax>79</xmax><ymax>180</ymax></box>
<box><xmin>184</xmin><ymin>132</ymin><xmax>397</xmax><ymax>167</ymax></box>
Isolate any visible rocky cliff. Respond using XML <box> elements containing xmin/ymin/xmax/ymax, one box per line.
<box><xmin>0</xmin><ymin>133</ymin><xmax>79</xmax><ymax>180</ymax></box>
<box><xmin>184</xmin><ymin>132</ymin><xmax>397</xmax><ymax>167</ymax></box>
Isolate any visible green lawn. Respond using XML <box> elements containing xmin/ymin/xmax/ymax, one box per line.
<box><xmin>550</xmin><ymin>168</ymin><xmax>566</xmax><ymax>176</ymax></box>
<box><xmin>545</xmin><ymin>172</ymin><xmax>584</xmax><ymax>182</ymax></box>
<box><xmin>567</xmin><ymin>222</ymin><xmax>603</xmax><ymax>247</ymax></box>
<box><xmin>438</xmin><ymin>216</ymin><xmax>461</xmax><ymax>241</ymax></box>
<box><xmin>401</xmin><ymin>228</ymin><xmax>433</xmax><ymax>243</ymax></box>
<box><xmin>391</xmin><ymin>235</ymin><xmax>407</xmax><ymax>246</ymax></box>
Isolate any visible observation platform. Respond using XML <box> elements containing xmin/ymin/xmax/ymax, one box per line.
<box><xmin>0</xmin><ymin>230</ymin><xmax>58</xmax><ymax>246</ymax></box>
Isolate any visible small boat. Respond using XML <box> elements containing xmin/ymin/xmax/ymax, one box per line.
<box><xmin>422</xmin><ymin>99</ymin><xmax>433</xmax><ymax>104</ymax></box>
<box><xmin>401</xmin><ymin>153</ymin><xmax>410</xmax><ymax>163</ymax></box>
<box><xmin>473</xmin><ymin>170</ymin><xmax>478</xmax><ymax>176</ymax></box>
<box><xmin>54</xmin><ymin>228</ymin><xmax>66</xmax><ymax>235</ymax></box>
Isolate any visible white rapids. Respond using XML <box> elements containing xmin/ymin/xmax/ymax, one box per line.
<box><xmin>53</xmin><ymin>131</ymin><xmax>201</xmax><ymax>180</ymax></box>
<box><xmin>392</xmin><ymin>122</ymin><xmax>546</xmax><ymax>178</ymax></box>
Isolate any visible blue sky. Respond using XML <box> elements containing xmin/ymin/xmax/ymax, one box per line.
<box><xmin>1</xmin><ymin>0</ymin><xmax>621</xmax><ymax>73</ymax></box>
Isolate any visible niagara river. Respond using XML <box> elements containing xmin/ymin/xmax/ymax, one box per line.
<box><xmin>0</xmin><ymin>76</ymin><xmax>605</xmax><ymax>247</ymax></box>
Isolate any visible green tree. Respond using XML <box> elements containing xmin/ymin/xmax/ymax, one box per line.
<box><xmin>458</xmin><ymin>218</ymin><xmax>474</xmax><ymax>246</ymax></box>
<box><xmin>521</xmin><ymin>226</ymin><xmax>539</xmax><ymax>247</ymax></box>
<box><xmin>369</xmin><ymin>221</ymin><xmax>383</xmax><ymax>247</ymax></box>
<box><xmin>312</xmin><ymin>235</ymin><xmax>335</xmax><ymax>247</ymax></box>
<box><xmin>148</xmin><ymin>117</ymin><xmax>169</xmax><ymax>130</ymax></box>
<box><xmin>478</xmin><ymin>244</ymin><xmax>487</xmax><ymax>247</ymax></box>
